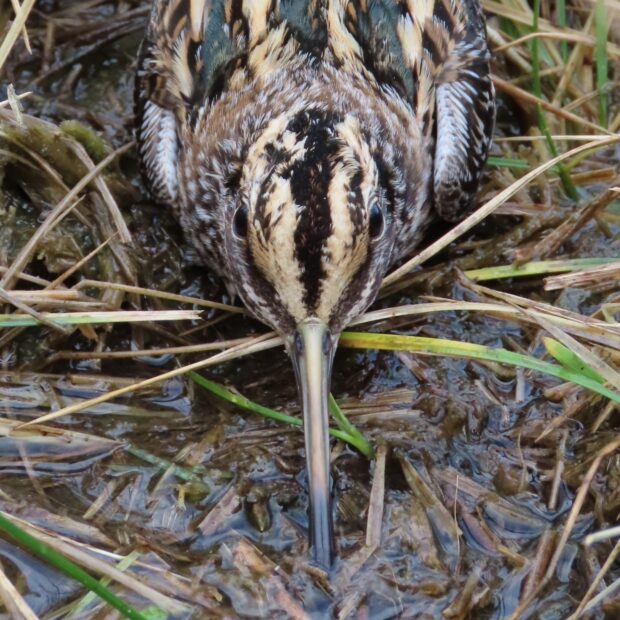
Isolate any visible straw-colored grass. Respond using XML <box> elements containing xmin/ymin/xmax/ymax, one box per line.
<box><xmin>0</xmin><ymin>0</ymin><xmax>619</xmax><ymax>617</ymax></box>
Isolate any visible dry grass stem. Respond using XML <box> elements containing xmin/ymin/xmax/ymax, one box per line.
<box><xmin>523</xmin><ymin>308</ymin><xmax>620</xmax><ymax>391</ymax></box>
<box><xmin>381</xmin><ymin>135</ymin><xmax>620</xmax><ymax>288</ymax></box>
<box><xmin>0</xmin><ymin>138</ymin><xmax>133</xmax><ymax>290</ymax></box>
<box><xmin>16</xmin><ymin>332</ymin><xmax>281</xmax><ymax>428</ymax></box>
<box><xmin>0</xmin><ymin>510</ymin><xmax>191</xmax><ymax>615</ymax></box>
<box><xmin>494</xmin><ymin>30</ymin><xmax>599</xmax><ymax>52</ymax></box>
<box><xmin>47</xmin><ymin>234</ymin><xmax>117</xmax><ymax>290</ymax></box>
<box><xmin>75</xmin><ymin>279</ymin><xmax>245</xmax><ymax>313</ymax></box>
<box><xmin>356</xmin><ymin>299</ymin><xmax>620</xmax><ymax>351</ymax></box>
<box><xmin>48</xmin><ymin>337</ymin><xmax>256</xmax><ymax>361</ymax></box>
<box><xmin>585</xmin><ymin>526</ymin><xmax>620</xmax><ymax>546</ymax></box>
<box><xmin>568</xmin><ymin>540</ymin><xmax>620</xmax><ymax>619</ymax></box>
<box><xmin>578</xmin><ymin>575</ymin><xmax>620</xmax><ymax>617</ymax></box>
<box><xmin>0</xmin><ymin>0</ymin><xmax>36</xmax><ymax>70</ymax></box>
<box><xmin>469</xmin><ymin>285</ymin><xmax>620</xmax><ymax>347</ymax></box>
<box><xmin>0</xmin><ymin>286</ymin><xmax>68</xmax><ymax>333</ymax></box>
<box><xmin>494</xmin><ymin>77</ymin><xmax>615</xmax><ymax>134</ymax></box>
<box><xmin>527</xmin><ymin>185</ymin><xmax>619</xmax><ymax>259</ymax></box>
<box><xmin>545</xmin><ymin>259</ymin><xmax>620</xmax><ymax>290</ymax></box>
<box><xmin>365</xmin><ymin>442</ymin><xmax>387</xmax><ymax>548</ymax></box>
<box><xmin>0</xmin><ymin>309</ymin><xmax>201</xmax><ymax>327</ymax></box>
<box><xmin>9</xmin><ymin>0</ymin><xmax>32</xmax><ymax>53</ymax></box>
<box><xmin>0</xmin><ymin>564</ymin><xmax>38</xmax><ymax>620</ymax></box>
<box><xmin>0</xmin><ymin>90</ymin><xmax>31</xmax><ymax>108</ymax></box>
<box><xmin>548</xmin><ymin>430</ymin><xmax>568</xmax><ymax>511</ymax></box>
<box><xmin>508</xmin><ymin>435</ymin><xmax>620</xmax><ymax>619</ymax></box>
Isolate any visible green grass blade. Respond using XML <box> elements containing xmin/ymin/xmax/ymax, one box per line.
<box><xmin>0</xmin><ymin>310</ymin><xmax>199</xmax><ymax>328</ymax></box>
<box><xmin>125</xmin><ymin>444</ymin><xmax>219</xmax><ymax>485</ymax></box>
<box><xmin>339</xmin><ymin>332</ymin><xmax>620</xmax><ymax>406</ymax></box>
<box><xmin>595</xmin><ymin>0</ymin><xmax>609</xmax><ymax>126</ymax></box>
<box><xmin>557</xmin><ymin>0</ymin><xmax>569</xmax><ymax>62</ymax></box>
<box><xmin>532</xmin><ymin>0</ymin><xmax>578</xmax><ymax>200</ymax></box>
<box><xmin>543</xmin><ymin>337</ymin><xmax>605</xmax><ymax>384</ymax></box>
<box><xmin>0</xmin><ymin>512</ymin><xmax>151</xmax><ymax>620</ymax></box>
<box><xmin>535</xmin><ymin>119</ymin><xmax>577</xmax><ymax>200</ymax></box>
<box><xmin>328</xmin><ymin>394</ymin><xmax>374</xmax><ymax>458</ymax></box>
<box><xmin>531</xmin><ymin>0</ymin><xmax>543</xmax><ymax>98</ymax></box>
<box><xmin>487</xmin><ymin>156</ymin><xmax>530</xmax><ymax>170</ymax></box>
<box><xmin>190</xmin><ymin>372</ymin><xmax>307</xmax><ymax>427</ymax></box>
<box><xmin>189</xmin><ymin>372</ymin><xmax>374</xmax><ymax>458</ymax></box>
<box><xmin>464</xmin><ymin>257</ymin><xmax>620</xmax><ymax>282</ymax></box>
<box><xmin>69</xmin><ymin>551</ymin><xmax>141</xmax><ymax>617</ymax></box>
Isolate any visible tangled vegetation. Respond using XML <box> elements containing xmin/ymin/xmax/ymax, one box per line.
<box><xmin>0</xmin><ymin>0</ymin><xmax>619</xmax><ymax>618</ymax></box>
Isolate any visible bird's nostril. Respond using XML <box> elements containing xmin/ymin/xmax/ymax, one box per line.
<box><xmin>295</xmin><ymin>332</ymin><xmax>304</xmax><ymax>354</ymax></box>
<box><xmin>322</xmin><ymin>331</ymin><xmax>331</xmax><ymax>355</ymax></box>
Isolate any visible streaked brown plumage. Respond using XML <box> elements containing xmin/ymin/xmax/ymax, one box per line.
<box><xmin>135</xmin><ymin>0</ymin><xmax>495</xmax><ymax>569</ymax></box>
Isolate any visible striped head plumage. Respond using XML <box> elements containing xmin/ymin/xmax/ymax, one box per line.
<box><xmin>135</xmin><ymin>0</ymin><xmax>495</xmax><ymax>569</ymax></box>
<box><xmin>218</xmin><ymin>108</ymin><xmax>411</xmax><ymax>338</ymax></box>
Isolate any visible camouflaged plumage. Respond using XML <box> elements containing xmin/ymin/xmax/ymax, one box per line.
<box><xmin>135</xmin><ymin>0</ymin><xmax>495</xmax><ymax>334</ymax></box>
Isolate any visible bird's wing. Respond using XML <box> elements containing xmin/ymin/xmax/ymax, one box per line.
<box><xmin>135</xmin><ymin>0</ymin><xmax>247</xmax><ymax>204</ymax></box>
<box><xmin>337</xmin><ymin>0</ymin><xmax>495</xmax><ymax>222</ymax></box>
<box><xmin>135</xmin><ymin>0</ymin><xmax>203</xmax><ymax>204</ymax></box>
<box><xmin>430</xmin><ymin>0</ymin><xmax>495</xmax><ymax>221</ymax></box>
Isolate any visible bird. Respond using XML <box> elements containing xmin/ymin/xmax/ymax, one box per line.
<box><xmin>135</xmin><ymin>0</ymin><xmax>495</xmax><ymax>570</ymax></box>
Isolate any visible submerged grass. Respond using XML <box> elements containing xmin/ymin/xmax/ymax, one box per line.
<box><xmin>190</xmin><ymin>371</ymin><xmax>375</xmax><ymax>458</ymax></box>
<box><xmin>340</xmin><ymin>331</ymin><xmax>620</xmax><ymax>406</ymax></box>
<box><xmin>0</xmin><ymin>513</ymin><xmax>156</xmax><ymax>620</ymax></box>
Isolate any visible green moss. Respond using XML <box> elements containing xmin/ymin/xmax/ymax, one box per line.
<box><xmin>61</xmin><ymin>120</ymin><xmax>112</xmax><ymax>163</ymax></box>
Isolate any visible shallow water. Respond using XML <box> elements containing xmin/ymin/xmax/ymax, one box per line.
<box><xmin>1</xmin><ymin>2</ymin><xmax>620</xmax><ymax>618</ymax></box>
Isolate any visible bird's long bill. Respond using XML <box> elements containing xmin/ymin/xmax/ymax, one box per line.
<box><xmin>289</xmin><ymin>319</ymin><xmax>336</xmax><ymax>569</ymax></box>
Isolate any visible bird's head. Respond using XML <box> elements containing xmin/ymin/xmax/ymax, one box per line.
<box><xmin>223</xmin><ymin>108</ymin><xmax>393</xmax><ymax>568</ymax></box>
<box><xmin>224</xmin><ymin>109</ymin><xmax>393</xmax><ymax>339</ymax></box>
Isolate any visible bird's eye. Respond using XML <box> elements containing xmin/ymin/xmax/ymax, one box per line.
<box><xmin>368</xmin><ymin>202</ymin><xmax>384</xmax><ymax>239</ymax></box>
<box><xmin>233</xmin><ymin>205</ymin><xmax>248</xmax><ymax>239</ymax></box>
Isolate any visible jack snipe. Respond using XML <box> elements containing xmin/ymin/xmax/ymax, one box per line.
<box><xmin>135</xmin><ymin>0</ymin><xmax>495</xmax><ymax>569</ymax></box>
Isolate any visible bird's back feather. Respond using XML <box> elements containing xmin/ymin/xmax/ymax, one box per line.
<box><xmin>136</xmin><ymin>0</ymin><xmax>494</xmax><ymax>220</ymax></box>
